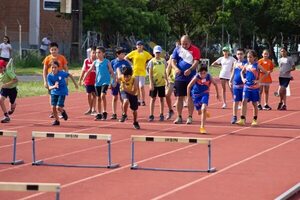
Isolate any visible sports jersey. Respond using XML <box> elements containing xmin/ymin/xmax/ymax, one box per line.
<box><xmin>279</xmin><ymin>57</ymin><xmax>294</xmax><ymax>78</ymax></box>
<box><xmin>94</xmin><ymin>58</ymin><xmax>111</xmax><ymax>86</ymax></box>
<box><xmin>119</xmin><ymin>76</ymin><xmax>138</xmax><ymax>96</ymax></box>
<box><xmin>148</xmin><ymin>58</ymin><xmax>167</xmax><ymax>87</ymax></box>
<box><xmin>47</xmin><ymin>71</ymin><xmax>69</xmax><ymax>96</ymax></box>
<box><xmin>191</xmin><ymin>73</ymin><xmax>211</xmax><ymax>96</ymax></box>
<box><xmin>126</xmin><ymin>50</ymin><xmax>152</xmax><ymax>77</ymax></box>
<box><xmin>232</xmin><ymin>61</ymin><xmax>245</xmax><ymax>89</ymax></box>
<box><xmin>244</xmin><ymin>62</ymin><xmax>259</xmax><ymax>89</ymax></box>
<box><xmin>82</xmin><ymin>58</ymin><xmax>96</xmax><ymax>85</ymax></box>
<box><xmin>43</xmin><ymin>54</ymin><xmax>68</xmax><ymax>74</ymax></box>
<box><xmin>258</xmin><ymin>58</ymin><xmax>274</xmax><ymax>83</ymax></box>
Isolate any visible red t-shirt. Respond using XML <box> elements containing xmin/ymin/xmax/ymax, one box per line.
<box><xmin>83</xmin><ymin>58</ymin><xmax>96</xmax><ymax>85</ymax></box>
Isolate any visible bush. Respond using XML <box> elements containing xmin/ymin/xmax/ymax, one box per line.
<box><xmin>13</xmin><ymin>50</ymin><xmax>43</xmax><ymax>68</ymax></box>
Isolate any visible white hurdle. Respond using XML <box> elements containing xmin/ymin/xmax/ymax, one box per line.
<box><xmin>0</xmin><ymin>182</ymin><xmax>61</xmax><ymax>200</ymax></box>
<box><xmin>130</xmin><ymin>135</ymin><xmax>216</xmax><ymax>173</ymax></box>
<box><xmin>32</xmin><ymin>131</ymin><xmax>119</xmax><ymax>168</ymax></box>
<box><xmin>0</xmin><ymin>130</ymin><xmax>24</xmax><ymax>165</ymax></box>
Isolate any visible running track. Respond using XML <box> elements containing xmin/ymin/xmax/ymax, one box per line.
<box><xmin>0</xmin><ymin>71</ymin><xmax>299</xmax><ymax>200</ymax></box>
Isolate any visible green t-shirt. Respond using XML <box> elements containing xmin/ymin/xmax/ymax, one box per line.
<box><xmin>0</xmin><ymin>70</ymin><xmax>17</xmax><ymax>88</ymax></box>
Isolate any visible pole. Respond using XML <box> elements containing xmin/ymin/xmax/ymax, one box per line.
<box><xmin>70</xmin><ymin>0</ymin><xmax>82</xmax><ymax>63</ymax></box>
<box><xmin>17</xmin><ymin>19</ymin><xmax>22</xmax><ymax>59</ymax></box>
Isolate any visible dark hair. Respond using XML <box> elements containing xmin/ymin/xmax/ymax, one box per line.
<box><xmin>281</xmin><ymin>47</ymin><xmax>288</xmax><ymax>52</ymax></box>
<box><xmin>115</xmin><ymin>47</ymin><xmax>125</xmax><ymax>55</ymax></box>
<box><xmin>4</xmin><ymin>36</ymin><xmax>10</xmax><ymax>44</ymax></box>
<box><xmin>121</xmin><ymin>66</ymin><xmax>133</xmax><ymax>76</ymax></box>
<box><xmin>236</xmin><ymin>48</ymin><xmax>244</xmax><ymax>53</ymax></box>
<box><xmin>199</xmin><ymin>65</ymin><xmax>208</xmax><ymax>72</ymax></box>
<box><xmin>49</xmin><ymin>42</ymin><xmax>59</xmax><ymax>48</ymax></box>
<box><xmin>51</xmin><ymin>60</ymin><xmax>60</xmax><ymax>67</ymax></box>
<box><xmin>96</xmin><ymin>46</ymin><xmax>106</xmax><ymax>53</ymax></box>
<box><xmin>91</xmin><ymin>46</ymin><xmax>96</xmax><ymax>51</ymax></box>
<box><xmin>246</xmin><ymin>50</ymin><xmax>257</xmax><ymax>58</ymax></box>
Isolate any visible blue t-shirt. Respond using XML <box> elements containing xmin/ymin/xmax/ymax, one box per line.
<box><xmin>47</xmin><ymin>71</ymin><xmax>69</xmax><ymax>96</ymax></box>
<box><xmin>191</xmin><ymin>73</ymin><xmax>211</xmax><ymax>96</ymax></box>
<box><xmin>111</xmin><ymin>58</ymin><xmax>131</xmax><ymax>72</ymax></box>
<box><xmin>245</xmin><ymin>62</ymin><xmax>259</xmax><ymax>89</ymax></box>
<box><xmin>233</xmin><ymin>60</ymin><xmax>246</xmax><ymax>89</ymax></box>
<box><xmin>94</xmin><ymin>58</ymin><xmax>111</xmax><ymax>86</ymax></box>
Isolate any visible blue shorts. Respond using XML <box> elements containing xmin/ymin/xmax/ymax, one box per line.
<box><xmin>85</xmin><ymin>85</ymin><xmax>95</xmax><ymax>94</ymax></box>
<box><xmin>111</xmin><ymin>83</ymin><xmax>120</xmax><ymax>96</ymax></box>
<box><xmin>51</xmin><ymin>95</ymin><xmax>66</xmax><ymax>107</ymax></box>
<box><xmin>243</xmin><ymin>88</ymin><xmax>259</xmax><ymax>102</ymax></box>
<box><xmin>192</xmin><ymin>93</ymin><xmax>209</xmax><ymax>110</ymax></box>
<box><xmin>233</xmin><ymin>88</ymin><xmax>243</xmax><ymax>102</ymax></box>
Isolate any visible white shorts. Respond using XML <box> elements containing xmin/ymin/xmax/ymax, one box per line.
<box><xmin>135</xmin><ymin>76</ymin><xmax>145</xmax><ymax>87</ymax></box>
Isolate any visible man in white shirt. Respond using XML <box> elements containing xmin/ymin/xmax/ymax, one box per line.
<box><xmin>39</xmin><ymin>36</ymin><xmax>51</xmax><ymax>57</ymax></box>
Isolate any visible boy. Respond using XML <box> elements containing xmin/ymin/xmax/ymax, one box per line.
<box><xmin>257</xmin><ymin>49</ymin><xmax>274</xmax><ymax>110</ymax></box>
<box><xmin>84</xmin><ymin>46</ymin><xmax>115</xmax><ymax>121</ymax></box>
<box><xmin>0</xmin><ymin>60</ymin><xmax>18</xmax><ymax>123</ymax></box>
<box><xmin>110</xmin><ymin>47</ymin><xmax>131</xmax><ymax>120</ymax></box>
<box><xmin>78</xmin><ymin>46</ymin><xmax>97</xmax><ymax>115</ymax></box>
<box><xmin>229</xmin><ymin>48</ymin><xmax>246</xmax><ymax>124</ymax></box>
<box><xmin>148</xmin><ymin>45</ymin><xmax>168</xmax><ymax>121</ymax></box>
<box><xmin>118</xmin><ymin>66</ymin><xmax>140</xmax><ymax>129</ymax></box>
<box><xmin>47</xmin><ymin>60</ymin><xmax>78</xmax><ymax>125</ymax></box>
<box><xmin>187</xmin><ymin>65</ymin><xmax>220</xmax><ymax>134</ymax></box>
<box><xmin>165</xmin><ymin>56</ymin><xmax>175</xmax><ymax>120</ymax></box>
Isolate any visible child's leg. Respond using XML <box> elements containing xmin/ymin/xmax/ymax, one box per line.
<box><xmin>279</xmin><ymin>86</ymin><xmax>286</xmax><ymax>104</ymax></box>
<box><xmin>159</xmin><ymin>97</ymin><xmax>164</xmax><ymax>115</ymax></box>
<box><xmin>112</xmin><ymin>95</ymin><xmax>118</xmax><ymax>115</ymax></box>
<box><xmin>241</xmin><ymin>99</ymin><xmax>248</xmax><ymax>117</ymax></box>
<box><xmin>220</xmin><ymin>79</ymin><xmax>227</xmax><ymax>105</ymax></box>
<box><xmin>53</xmin><ymin>106</ymin><xmax>59</xmax><ymax>121</ymax></box>
<box><xmin>264</xmin><ymin>85</ymin><xmax>270</xmax><ymax>105</ymax></box>
<box><xmin>149</xmin><ymin>97</ymin><xmax>155</xmax><ymax>116</ymax></box>
<box><xmin>123</xmin><ymin>99</ymin><xmax>129</xmax><ymax>115</ymax></box>
<box><xmin>91</xmin><ymin>92</ymin><xmax>97</xmax><ymax>112</ymax></box>
<box><xmin>87</xmin><ymin>93</ymin><xmax>93</xmax><ymax>111</ymax></box>
<box><xmin>233</xmin><ymin>101</ymin><xmax>239</xmax><ymax>117</ymax></box>
<box><xmin>0</xmin><ymin>96</ymin><xmax>7</xmax><ymax>114</ymax></box>
<box><xmin>259</xmin><ymin>85</ymin><xmax>263</xmax><ymax>105</ymax></box>
<box><xmin>101</xmin><ymin>93</ymin><xmax>107</xmax><ymax>113</ymax></box>
<box><xmin>200</xmin><ymin>104</ymin><xmax>207</xmax><ymax>128</ymax></box>
<box><xmin>140</xmin><ymin>85</ymin><xmax>145</xmax><ymax>103</ymax></box>
<box><xmin>97</xmin><ymin>96</ymin><xmax>102</xmax><ymax>113</ymax></box>
<box><xmin>133</xmin><ymin>110</ymin><xmax>137</xmax><ymax>122</ymax></box>
<box><xmin>252</xmin><ymin>101</ymin><xmax>258</xmax><ymax>118</ymax></box>
<box><xmin>165</xmin><ymin>84</ymin><xmax>173</xmax><ymax>111</ymax></box>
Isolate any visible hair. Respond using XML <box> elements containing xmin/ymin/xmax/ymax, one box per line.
<box><xmin>236</xmin><ymin>48</ymin><xmax>244</xmax><ymax>53</ymax></box>
<box><xmin>115</xmin><ymin>47</ymin><xmax>125</xmax><ymax>55</ymax></box>
<box><xmin>51</xmin><ymin>60</ymin><xmax>60</xmax><ymax>67</ymax></box>
<box><xmin>49</xmin><ymin>42</ymin><xmax>59</xmax><ymax>48</ymax></box>
<box><xmin>262</xmin><ymin>49</ymin><xmax>269</xmax><ymax>53</ymax></box>
<box><xmin>97</xmin><ymin>46</ymin><xmax>106</xmax><ymax>53</ymax></box>
<box><xmin>121</xmin><ymin>66</ymin><xmax>133</xmax><ymax>76</ymax></box>
<box><xmin>199</xmin><ymin>65</ymin><xmax>208</xmax><ymax>73</ymax></box>
<box><xmin>4</xmin><ymin>36</ymin><xmax>10</xmax><ymax>44</ymax></box>
<box><xmin>246</xmin><ymin>50</ymin><xmax>257</xmax><ymax>58</ymax></box>
<box><xmin>281</xmin><ymin>47</ymin><xmax>288</xmax><ymax>52</ymax></box>
<box><xmin>91</xmin><ymin>46</ymin><xmax>96</xmax><ymax>51</ymax></box>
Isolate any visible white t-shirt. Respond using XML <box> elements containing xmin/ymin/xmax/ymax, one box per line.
<box><xmin>40</xmin><ymin>37</ymin><xmax>51</xmax><ymax>51</ymax></box>
<box><xmin>0</xmin><ymin>43</ymin><xmax>12</xmax><ymax>59</ymax></box>
<box><xmin>279</xmin><ymin>57</ymin><xmax>294</xmax><ymax>78</ymax></box>
<box><xmin>215</xmin><ymin>56</ymin><xmax>236</xmax><ymax>79</ymax></box>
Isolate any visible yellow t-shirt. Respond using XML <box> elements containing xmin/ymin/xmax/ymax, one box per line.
<box><xmin>126</xmin><ymin>50</ymin><xmax>152</xmax><ymax>77</ymax></box>
<box><xmin>149</xmin><ymin>58</ymin><xmax>166</xmax><ymax>87</ymax></box>
<box><xmin>119</xmin><ymin>76</ymin><xmax>138</xmax><ymax>95</ymax></box>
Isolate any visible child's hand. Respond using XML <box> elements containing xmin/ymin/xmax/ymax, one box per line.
<box><xmin>54</xmin><ymin>81</ymin><xmax>59</xmax><ymax>88</ymax></box>
<box><xmin>175</xmin><ymin>68</ymin><xmax>181</xmax><ymax>75</ymax></box>
<box><xmin>229</xmin><ymin>81</ymin><xmax>232</xmax><ymax>88</ymax></box>
<box><xmin>44</xmin><ymin>82</ymin><xmax>49</xmax><ymax>89</ymax></box>
<box><xmin>112</xmin><ymin>82</ymin><xmax>117</xmax><ymax>88</ymax></box>
<box><xmin>149</xmin><ymin>83</ymin><xmax>154</xmax><ymax>91</ymax></box>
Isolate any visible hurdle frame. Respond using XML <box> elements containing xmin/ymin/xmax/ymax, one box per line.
<box><xmin>0</xmin><ymin>182</ymin><xmax>61</xmax><ymax>200</ymax></box>
<box><xmin>32</xmin><ymin>131</ymin><xmax>119</xmax><ymax>168</ymax></box>
<box><xmin>0</xmin><ymin>130</ymin><xmax>24</xmax><ymax>165</ymax></box>
<box><xmin>130</xmin><ymin>135</ymin><xmax>216</xmax><ymax>173</ymax></box>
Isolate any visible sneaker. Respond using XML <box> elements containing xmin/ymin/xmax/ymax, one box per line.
<box><xmin>119</xmin><ymin>113</ymin><xmax>127</xmax><ymax>122</ymax></box>
<box><xmin>110</xmin><ymin>114</ymin><xmax>117</xmax><ymax>120</ymax></box>
<box><xmin>95</xmin><ymin>113</ymin><xmax>102</xmax><ymax>121</ymax></box>
<box><xmin>133</xmin><ymin>121</ymin><xmax>140</xmax><ymax>129</ymax></box>
<box><xmin>52</xmin><ymin>120</ymin><xmax>60</xmax><ymax>126</ymax></box>
<box><xmin>49</xmin><ymin>113</ymin><xmax>54</xmax><ymax>118</ymax></box>
<box><xmin>148</xmin><ymin>115</ymin><xmax>154</xmax><ymax>122</ymax></box>
<box><xmin>199</xmin><ymin>127</ymin><xmax>207</xmax><ymax>134</ymax></box>
<box><xmin>236</xmin><ymin>118</ymin><xmax>246</xmax><ymax>126</ymax></box>
<box><xmin>166</xmin><ymin>110</ymin><xmax>174</xmax><ymax>120</ymax></box>
<box><xmin>91</xmin><ymin>111</ymin><xmax>97</xmax><ymax>116</ymax></box>
<box><xmin>61</xmin><ymin>110</ymin><xmax>68</xmax><ymax>121</ymax></box>
<box><xmin>102</xmin><ymin>112</ymin><xmax>108</xmax><ymax>120</ymax></box>
<box><xmin>263</xmin><ymin>104</ymin><xmax>272</xmax><ymax>110</ymax></box>
<box><xmin>222</xmin><ymin>103</ymin><xmax>227</xmax><ymax>109</ymax></box>
<box><xmin>8</xmin><ymin>105</ymin><xmax>16</xmax><ymax>115</ymax></box>
<box><xmin>141</xmin><ymin>101</ymin><xmax>146</xmax><ymax>106</ymax></box>
<box><xmin>251</xmin><ymin>119</ymin><xmax>258</xmax><ymax>126</ymax></box>
<box><xmin>174</xmin><ymin>116</ymin><xmax>183</xmax><ymax>124</ymax></box>
<box><xmin>186</xmin><ymin>116</ymin><xmax>193</xmax><ymax>124</ymax></box>
<box><xmin>1</xmin><ymin>116</ymin><xmax>10</xmax><ymax>123</ymax></box>
<box><xmin>84</xmin><ymin>110</ymin><xmax>92</xmax><ymax>115</ymax></box>
<box><xmin>257</xmin><ymin>104</ymin><xmax>263</xmax><ymax>110</ymax></box>
<box><xmin>159</xmin><ymin>114</ymin><xmax>164</xmax><ymax>121</ymax></box>
<box><xmin>231</xmin><ymin>116</ymin><xmax>237</xmax><ymax>124</ymax></box>
<box><xmin>274</xmin><ymin>91</ymin><xmax>279</xmax><ymax>97</ymax></box>
<box><xmin>277</xmin><ymin>102</ymin><xmax>283</xmax><ymax>110</ymax></box>
<box><xmin>280</xmin><ymin>105</ymin><xmax>287</xmax><ymax>110</ymax></box>
<box><xmin>138</xmin><ymin>102</ymin><xmax>141</xmax><ymax>106</ymax></box>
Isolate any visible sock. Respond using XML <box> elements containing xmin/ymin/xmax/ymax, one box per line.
<box><xmin>253</xmin><ymin>116</ymin><xmax>257</xmax><ymax>120</ymax></box>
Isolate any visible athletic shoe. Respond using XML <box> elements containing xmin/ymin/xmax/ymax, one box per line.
<box><xmin>84</xmin><ymin>110</ymin><xmax>92</xmax><ymax>115</ymax></box>
<box><xmin>141</xmin><ymin>101</ymin><xmax>146</xmax><ymax>106</ymax></box>
<box><xmin>102</xmin><ymin>112</ymin><xmax>108</xmax><ymax>120</ymax></box>
<box><xmin>133</xmin><ymin>122</ymin><xmax>140</xmax><ymax>129</ymax></box>
<box><xmin>274</xmin><ymin>91</ymin><xmax>279</xmax><ymax>97</ymax></box>
<box><xmin>91</xmin><ymin>111</ymin><xmax>97</xmax><ymax>116</ymax></box>
<box><xmin>257</xmin><ymin>104</ymin><xmax>263</xmax><ymax>110</ymax></box>
<box><xmin>8</xmin><ymin>105</ymin><xmax>16</xmax><ymax>115</ymax></box>
<box><xmin>277</xmin><ymin>102</ymin><xmax>283</xmax><ymax>110</ymax></box>
<box><xmin>1</xmin><ymin>116</ymin><xmax>10</xmax><ymax>123</ymax></box>
<box><xmin>52</xmin><ymin>120</ymin><xmax>60</xmax><ymax>126</ymax></box>
<box><xmin>280</xmin><ymin>105</ymin><xmax>287</xmax><ymax>110</ymax></box>
<box><xmin>263</xmin><ymin>104</ymin><xmax>272</xmax><ymax>110</ymax></box>
<box><xmin>110</xmin><ymin>114</ymin><xmax>117</xmax><ymax>120</ymax></box>
<box><xmin>186</xmin><ymin>116</ymin><xmax>193</xmax><ymax>124</ymax></box>
<box><xmin>95</xmin><ymin>113</ymin><xmax>102</xmax><ymax>121</ymax></box>
<box><xmin>49</xmin><ymin>113</ymin><xmax>54</xmax><ymax>118</ymax></box>
<box><xmin>222</xmin><ymin>103</ymin><xmax>227</xmax><ymax>109</ymax></box>
<box><xmin>61</xmin><ymin>110</ymin><xmax>68</xmax><ymax>121</ymax></box>
<box><xmin>138</xmin><ymin>102</ymin><xmax>141</xmax><ymax>106</ymax></box>
<box><xmin>199</xmin><ymin>127</ymin><xmax>207</xmax><ymax>134</ymax></box>
<box><xmin>236</xmin><ymin>118</ymin><xmax>245</xmax><ymax>126</ymax></box>
<box><xmin>148</xmin><ymin>115</ymin><xmax>154</xmax><ymax>122</ymax></box>
<box><xmin>231</xmin><ymin>116</ymin><xmax>237</xmax><ymax>124</ymax></box>
<box><xmin>251</xmin><ymin>119</ymin><xmax>258</xmax><ymax>126</ymax></box>
<box><xmin>174</xmin><ymin>116</ymin><xmax>183</xmax><ymax>124</ymax></box>
<box><xmin>166</xmin><ymin>110</ymin><xmax>174</xmax><ymax>120</ymax></box>
<box><xmin>119</xmin><ymin>113</ymin><xmax>127</xmax><ymax>122</ymax></box>
<box><xmin>159</xmin><ymin>114</ymin><xmax>164</xmax><ymax>121</ymax></box>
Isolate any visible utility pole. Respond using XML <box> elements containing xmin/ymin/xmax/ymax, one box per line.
<box><xmin>70</xmin><ymin>0</ymin><xmax>82</xmax><ymax>63</ymax></box>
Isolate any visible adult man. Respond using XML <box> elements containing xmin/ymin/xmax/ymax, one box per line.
<box><xmin>171</xmin><ymin>35</ymin><xmax>201</xmax><ymax>124</ymax></box>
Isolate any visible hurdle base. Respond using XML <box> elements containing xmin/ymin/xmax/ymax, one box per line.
<box><xmin>33</xmin><ymin>160</ymin><xmax>119</xmax><ymax>169</ymax></box>
<box><xmin>0</xmin><ymin>160</ymin><xmax>24</xmax><ymax>165</ymax></box>
<box><xmin>131</xmin><ymin>164</ymin><xmax>216</xmax><ymax>173</ymax></box>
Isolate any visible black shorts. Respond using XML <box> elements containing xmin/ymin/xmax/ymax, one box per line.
<box><xmin>174</xmin><ymin>81</ymin><xmax>189</xmax><ymax>97</ymax></box>
<box><xmin>85</xmin><ymin>85</ymin><xmax>96</xmax><ymax>93</ymax></box>
<box><xmin>121</xmin><ymin>91</ymin><xmax>138</xmax><ymax>111</ymax></box>
<box><xmin>279</xmin><ymin>77</ymin><xmax>291</xmax><ymax>88</ymax></box>
<box><xmin>0</xmin><ymin>57</ymin><xmax>10</xmax><ymax>62</ymax></box>
<box><xmin>0</xmin><ymin>87</ymin><xmax>17</xmax><ymax>104</ymax></box>
<box><xmin>95</xmin><ymin>85</ymin><xmax>109</xmax><ymax>96</ymax></box>
<box><xmin>149</xmin><ymin>86</ymin><xmax>165</xmax><ymax>98</ymax></box>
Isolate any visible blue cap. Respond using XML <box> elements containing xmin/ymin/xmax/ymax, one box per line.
<box><xmin>153</xmin><ymin>45</ymin><xmax>162</xmax><ymax>54</ymax></box>
<box><xmin>136</xmin><ymin>40</ymin><xmax>144</xmax><ymax>45</ymax></box>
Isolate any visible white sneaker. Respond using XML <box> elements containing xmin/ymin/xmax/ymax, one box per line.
<box><xmin>222</xmin><ymin>103</ymin><xmax>227</xmax><ymax>109</ymax></box>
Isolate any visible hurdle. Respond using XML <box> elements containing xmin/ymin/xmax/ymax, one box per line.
<box><xmin>32</xmin><ymin>131</ymin><xmax>119</xmax><ymax>168</ymax></box>
<box><xmin>0</xmin><ymin>130</ymin><xmax>24</xmax><ymax>165</ymax></box>
<box><xmin>130</xmin><ymin>135</ymin><xmax>216</xmax><ymax>173</ymax></box>
<box><xmin>199</xmin><ymin>58</ymin><xmax>210</xmax><ymax>72</ymax></box>
<box><xmin>0</xmin><ymin>182</ymin><xmax>61</xmax><ymax>200</ymax></box>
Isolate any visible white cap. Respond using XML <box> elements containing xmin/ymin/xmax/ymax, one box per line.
<box><xmin>153</xmin><ymin>45</ymin><xmax>162</xmax><ymax>54</ymax></box>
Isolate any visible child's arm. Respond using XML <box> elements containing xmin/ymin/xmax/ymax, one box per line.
<box><xmin>83</xmin><ymin>62</ymin><xmax>95</xmax><ymax>82</ymax></box>
<box><xmin>68</xmin><ymin>73</ymin><xmax>79</xmax><ymax>90</ymax></box>
<box><xmin>257</xmin><ymin>64</ymin><xmax>269</xmax><ymax>83</ymax></box>
<box><xmin>211</xmin><ymin>76</ymin><xmax>220</xmax><ymax>100</ymax></box>
<box><xmin>211</xmin><ymin>57</ymin><xmax>221</xmax><ymax>67</ymax></box>
<box><xmin>124</xmin><ymin>55</ymin><xmax>133</xmax><ymax>66</ymax></box>
<box><xmin>107</xmin><ymin>61</ymin><xmax>116</xmax><ymax>87</ymax></box>
<box><xmin>1</xmin><ymin>77</ymin><xmax>18</xmax><ymax>89</ymax></box>
<box><xmin>164</xmin><ymin>63</ymin><xmax>169</xmax><ymax>87</ymax></box>
<box><xmin>43</xmin><ymin>63</ymin><xmax>49</xmax><ymax>89</ymax></box>
<box><xmin>78</xmin><ymin>61</ymin><xmax>86</xmax><ymax>86</ymax></box>
<box><xmin>229</xmin><ymin>66</ymin><xmax>235</xmax><ymax>88</ymax></box>
<box><xmin>171</xmin><ymin>59</ymin><xmax>181</xmax><ymax>75</ymax></box>
<box><xmin>187</xmin><ymin>76</ymin><xmax>197</xmax><ymax>99</ymax></box>
<box><xmin>148</xmin><ymin>61</ymin><xmax>154</xmax><ymax>91</ymax></box>
<box><xmin>240</xmin><ymin>66</ymin><xmax>246</xmax><ymax>83</ymax></box>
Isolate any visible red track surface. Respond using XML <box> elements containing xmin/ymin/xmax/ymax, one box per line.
<box><xmin>0</xmin><ymin>71</ymin><xmax>299</xmax><ymax>200</ymax></box>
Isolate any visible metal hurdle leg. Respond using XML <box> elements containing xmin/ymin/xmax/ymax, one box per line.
<box><xmin>11</xmin><ymin>136</ymin><xmax>24</xmax><ymax>165</ymax></box>
<box><xmin>56</xmin><ymin>188</ymin><xmax>60</xmax><ymax>200</ymax></box>
<box><xmin>107</xmin><ymin>141</ymin><xmax>119</xmax><ymax>168</ymax></box>
<box><xmin>32</xmin><ymin>137</ymin><xmax>44</xmax><ymax>165</ymax></box>
<box><xmin>130</xmin><ymin>140</ymin><xmax>138</xmax><ymax>169</ymax></box>
<box><xmin>207</xmin><ymin>141</ymin><xmax>216</xmax><ymax>173</ymax></box>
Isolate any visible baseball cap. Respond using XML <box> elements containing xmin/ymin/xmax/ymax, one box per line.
<box><xmin>153</xmin><ymin>45</ymin><xmax>162</xmax><ymax>54</ymax></box>
<box><xmin>0</xmin><ymin>60</ymin><xmax>7</xmax><ymax>68</ymax></box>
<box><xmin>222</xmin><ymin>46</ymin><xmax>230</xmax><ymax>51</ymax></box>
<box><xmin>136</xmin><ymin>40</ymin><xmax>144</xmax><ymax>46</ymax></box>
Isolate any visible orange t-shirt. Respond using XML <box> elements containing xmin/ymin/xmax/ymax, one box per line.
<box><xmin>258</xmin><ymin>58</ymin><xmax>274</xmax><ymax>83</ymax></box>
<box><xmin>43</xmin><ymin>54</ymin><xmax>68</xmax><ymax>74</ymax></box>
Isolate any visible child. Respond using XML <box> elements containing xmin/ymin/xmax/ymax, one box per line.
<box><xmin>118</xmin><ymin>66</ymin><xmax>140</xmax><ymax>129</ymax></box>
<box><xmin>187</xmin><ymin>65</ymin><xmax>220</xmax><ymax>134</ymax></box>
<box><xmin>229</xmin><ymin>48</ymin><xmax>246</xmax><ymax>124</ymax></box>
<box><xmin>277</xmin><ymin>47</ymin><xmax>295</xmax><ymax>110</ymax></box>
<box><xmin>211</xmin><ymin>46</ymin><xmax>236</xmax><ymax>109</ymax></box>
<box><xmin>148</xmin><ymin>45</ymin><xmax>168</xmax><ymax>121</ymax></box>
<box><xmin>84</xmin><ymin>46</ymin><xmax>115</xmax><ymax>120</ymax></box>
<box><xmin>47</xmin><ymin>60</ymin><xmax>78</xmax><ymax>125</ymax></box>
<box><xmin>257</xmin><ymin>49</ymin><xmax>275</xmax><ymax>110</ymax></box>
<box><xmin>0</xmin><ymin>60</ymin><xmax>18</xmax><ymax>123</ymax></box>
<box><xmin>110</xmin><ymin>47</ymin><xmax>131</xmax><ymax>120</ymax></box>
<box><xmin>236</xmin><ymin>50</ymin><xmax>268</xmax><ymax>126</ymax></box>
<box><xmin>78</xmin><ymin>46</ymin><xmax>97</xmax><ymax>115</ymax></box>
<box><xmin>0</xmin><ymin>36</ymin><xmax>13</xmax><ymax>62</ymax></box>
<box><xmin>165</xmin><ymin>57</ymin><xmax>175</xmax><ymax>120</ymax></box>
